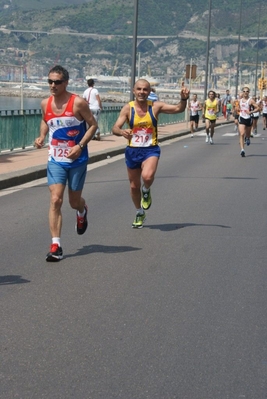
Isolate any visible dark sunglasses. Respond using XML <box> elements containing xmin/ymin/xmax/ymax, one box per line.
<box><xmin>47</xmin><ymin>79</ymin><xmax>65</xmax><ymax>85</ymax></box>
<box><xmin>243</xmin><ymin>90</ymin><xmax>249</xmax><ymax>93</ymax></box>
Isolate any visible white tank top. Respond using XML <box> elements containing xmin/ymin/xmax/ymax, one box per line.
<box><xmin>239</xmin><ymin>98</ymin><xmax>251</xmax><ymax>119</ymax></box>
<box><xmin>190</xmin><ymin>100</ymin><xmax>199</xmax><ymax>116</ymax></box>
<box><xmin>262</xmin><ymin>100</ymin><xmax>267</xmax><ymax>114</ymax></box>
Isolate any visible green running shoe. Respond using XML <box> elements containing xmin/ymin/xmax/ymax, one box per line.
<box><xmin>132</xmin><ymin>212</ymin><xmax>146</xmax><ymax>229</ymax></box>
<box><xmin>141</xmin><ymin>188</ymin><xmax>152</xmax><ymax>210</ymax></box>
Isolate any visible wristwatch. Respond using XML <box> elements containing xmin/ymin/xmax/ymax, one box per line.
<box><xmin>78</xmin><ymin>142</ymin><xmax>84</xmax><ymax>149</ymax></box>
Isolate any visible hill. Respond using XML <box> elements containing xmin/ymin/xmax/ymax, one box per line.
<box><xmin>0</xmin><ymin>0</ymin><xmax>266</xmax><ymax>88</ymax></box>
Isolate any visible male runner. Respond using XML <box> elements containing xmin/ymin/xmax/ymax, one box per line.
<box><xmin>35</xmin><ymin>65</ymin><xmax>97</xmax><ymax>261</ymax></box>
<box><xmin>112</xmin><ymin>79</ymin><xmax>189</xmax><ymax>228</ymax></box>
<box><xmin>203</xmin><ymin>90</ymin><xmax>219</xmax><ymax>144</ymax></box>
<box><xmin>188</xmin><ymin>94</ymin><xmax>202</xmax><ymax>138</ymax></box>
<box><xmin>237</xmin><ymin>86</ymin><xmax>259</xmax><ymax>157</ymax></box>
<box><xmin>262</xmin><ymin>95</ymin><xmax>267</xmax><ymax>130</ymax></box>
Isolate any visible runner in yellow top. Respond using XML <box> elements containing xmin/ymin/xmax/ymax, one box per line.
<box><xmin>203</xmin><ymin>90</ymin><xmax>219</xmax><ymax>144</ymax></box>
<box><xmin>112</xmin><ymin>79</ymin><xmax>189</xmax><ymax>228</ymax></box>
<box><xmin>127</xmin><ymin>99</ymin><xmax>158</xmax><ymax>147</ymax></box>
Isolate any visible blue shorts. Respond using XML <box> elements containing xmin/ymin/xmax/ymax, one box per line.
<box><xmin>125</xmin><ymin>145</ymin><xmax>161</xmax><ymax>169</ymax></box>
<box><xmin>47</xmin><ymin>161</ymin><xmax>87</xmax><ymax>191</ymax></box>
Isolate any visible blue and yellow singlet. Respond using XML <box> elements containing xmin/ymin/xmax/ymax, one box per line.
<box><xmin>127</xmin><ymin>100</ymin><xmax>158</xmax><ymax>147</ymax></box>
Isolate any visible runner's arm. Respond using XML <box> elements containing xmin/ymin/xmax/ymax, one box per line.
<box><xmin>112</xmin><ymin>104</ymin><xmax>133</xmax><ymax>140</ymax></box>
<box><xmin>249</xmin><ymin>99</ymin><xmax>260</xmax><ymax>114</ymax></box>
<box><xmin>34</xmin><ymin>100</ymin><xmax>49</xmax><ymax>148</ymax></box>
<box><xmin>153</xmin><ymin>83</ymin><xmax>189</xmax><ymax>115</ymax></box>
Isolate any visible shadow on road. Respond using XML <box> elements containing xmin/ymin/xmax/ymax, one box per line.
<box><xmin>144</xmin><ymin>223</ymin><xmax>231</xmax><ymax>231</ymax></box>
<box><xmin>64</xmin><ymin>244</ymin><xmax>142</xmax><ymax>259</ymax></box>
<box><xmin>0</xmin><ymin>275</ymin><xmax>30</xmax><ymax>285</ymax></box>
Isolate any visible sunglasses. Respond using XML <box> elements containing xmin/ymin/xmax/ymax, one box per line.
<box><xmin>48</xmin><ymin>79</ymin><xmax>65</xmax><ymax>85</ymax></box>
<box><xmin>243</xmin><ymin>90</ymin><xmax>249</xmax><ymax>93</ymax></box>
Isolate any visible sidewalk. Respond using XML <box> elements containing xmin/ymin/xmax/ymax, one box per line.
<box><xmin>0</xmin><ymin>118</ymin><xmax>230</xmax><ymax>190</ymax></box>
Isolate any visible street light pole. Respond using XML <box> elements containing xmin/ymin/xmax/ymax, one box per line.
<box><xmin>130</xmin><ymin>0</ymin><xmax>138</xmax><ymax>101</ymax></box>
<box><xmin>254</xmin><ymin>1</ymin><xmax>261</xmax><ymax>95</ymax></box>
<box><xmin>235</xmin><ymin>0</ymin><xmax>243</xmax><ymax>98</ymax></box>
<box><xmin>204</xmin><ymin>0</ymin><xmax>212</xmax><ymax>103</ymax></box>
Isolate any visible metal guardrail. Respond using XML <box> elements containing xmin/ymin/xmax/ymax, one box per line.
<box><xmin>0</xmin><ymin>106</ymin><xmax>185</xmax><ymax>152</ymax></box>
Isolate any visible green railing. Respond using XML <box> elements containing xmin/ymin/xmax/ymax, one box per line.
<box><xmin>0</xmin><ymin>107</ymin><xmax>185</xmax><ymax>152</ymax></box>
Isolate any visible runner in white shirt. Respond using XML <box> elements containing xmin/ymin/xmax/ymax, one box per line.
<box><xmin>262</xmin><ymin>95</ymin><xmax>267</xmax><ymax>130</ymax></box>
<box><xmin>237</xmin><ymin>87</ymin><xmax>259</xmax><ymax>157</ymax></box>
<box><xmin>188</xmin><ymin>94</ymin><xmax>202</xmax><ymax>137</ymax></box>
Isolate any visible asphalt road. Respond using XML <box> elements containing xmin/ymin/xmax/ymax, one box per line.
<box><xmin>1</xmin><ymin>123</ymin><xmax>267</xmax><ymax>399</ymax></box>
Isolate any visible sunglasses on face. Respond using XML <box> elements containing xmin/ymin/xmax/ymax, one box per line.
<box><xmin>47</xmin><ymin>79</ymin><xmax>65</xmax><ymax>85</ymax></box>
<box><xmin>243</xmin><ymin>90</ymin><xmax>249</xmax><ymax>93</ymax></box>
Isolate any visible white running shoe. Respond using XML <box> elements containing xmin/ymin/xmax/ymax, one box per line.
<box><xmin>210</xmin><ymin>137</ymin><xmax>213</xmax><ymax>144</ymax></box>
<box><xmin>205</xmin><ymin>134</ymin><xmax>209</xmax><ymax>143</ymax></box>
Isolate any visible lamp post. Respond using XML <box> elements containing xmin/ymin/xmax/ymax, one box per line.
<box><xmin>203</xmin><ymin>0</ymin><xmax>212</xmax><ymax>102</ymax></box>
<box><xmin>130</xmin><ymin>0</ymin><xmax>139</xmax><ymax>101</ymax></box>
<box><xmin>254</xmin><ymin>1</ymin><xmax>261</xmax><ymax>95</ymax></box>
<box><xmin>235</xmin><ymin>0</ymin><xmax>243</xmax><ymax>98</ymax></box>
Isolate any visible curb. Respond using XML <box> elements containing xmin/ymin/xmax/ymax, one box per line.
<box><xmin>0</xmin><ymin>121</ymin><xmax>231</xmax><ymax>190</ymax></box>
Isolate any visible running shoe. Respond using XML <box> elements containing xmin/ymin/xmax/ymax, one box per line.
<box><xmin>240</xmin><ymin>150</ymin><xmax>245</xmax><ymax>157</ymax></box>
<box><xmin>205</xmin><ymin>135</ymin><xmax>209</xmax><ymax>143</ymax></box>
<box><xmin>191</xmin><ymin>134</ymin><xmax>194</xmax><ymax>138</ymax></box>
<box><xmin>141</xmin><ymin>187</ymin><xmax>152</xmax><ymax>210</ymax></box>
<box><xmin>246</xmin><ymin>137</ymin><xmax>250</xmax><ymax>146</ymax></box>
<box><xmin>46</xmin><ymin>244</ymin><xmax>63</xmax><ymax>262</ymax></box>
<box><xmin>263</xmin><ymin>127</ymin><xmax>266</xmax><ymax>130</ymax></box>
<box><xmin>76</xmin><ymin>205</ymin><xmax>88</xmax><ymax>235</ymax></box>
<box><xmin>132</xmin><ymin>212</ymin><xmax>146</xmax><ymax>229</ymax></box>
<box><xmin>210</xmin><ymin>137</ymin><xmax>213</xmax><ymax>144</ymax></box>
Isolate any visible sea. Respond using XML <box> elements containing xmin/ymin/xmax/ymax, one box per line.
<box><xmin>0</xmin><ymin>86</ymin><xmax>128</xmax><ymax>111</ymax></box>
<box><xmin>0</xmin><ymin>96</ymin><xmax>42</xmax><ymax>111</ymax></box>
<box><xmin>0</xmin><ymin>95</ymin><xmax>125</xmax><ymax>111</ymax></box>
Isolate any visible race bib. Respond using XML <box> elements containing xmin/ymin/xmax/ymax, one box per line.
<box><xmin>241</xmin><ymin>110</ymin><xmax>248</xmax><ymax>118</ymax></box>
<box><xmin>131</xmin><ymin>127</ymin><xmax>153</xmax><ymax>147</ymax></box>
<box><xmin>50</xmin><ymin>139</ymin><xmax>75</xmax><ymax>163</ymax></box>
<box><xmin>207</xmin><ymin>108</ymin><xmax>214</xmax><ymax>116</ymax></box>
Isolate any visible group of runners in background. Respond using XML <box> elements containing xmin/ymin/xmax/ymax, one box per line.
<box><xmin>188</xmin><ymin>88</ymin><xmax>267</xmax><ymax>157</ymax></box>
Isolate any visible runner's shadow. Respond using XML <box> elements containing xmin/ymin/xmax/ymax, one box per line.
<box><xmin>64</xmin><ymin>244</ymin><xmax>141</xmax><ymax>258</ymax></box>
<box><xmin>0</xmin><ymin>275</ymin><xmax>30</xmax><ymax>285</ymax></box>
<box><xmin>144</xmin><ymin>223</ymin><xmax>230</xmax><ymax>231</ymax></box>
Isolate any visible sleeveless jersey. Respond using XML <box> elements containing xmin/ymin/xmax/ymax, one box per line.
<box><xmin>127</xmin><ymin>100</ymin><xmax>158</xmax><ymax>147</ymax></box>
<box><xmin>190</xmin><ymin>100</ymin><xmax>200</xmax><ymax>116</ymax></box>
<box><xmin>204</xmin><ymin>99</ymin><xmax>217</xmax><ymax>120</ymax></box>
<box><xmin>262</xmin><ymin>100</ymin><xmax>267</xmax><ymax>114</ymax></box>
<box><xmin>239</xmin><ymin>98</ymin><xmax>251</xmax><ymax>120</ymax></box>
<box><xmin>44</xmin><ymin>94</ymin><xmax>88</xmax><ymax>168</ymax></box>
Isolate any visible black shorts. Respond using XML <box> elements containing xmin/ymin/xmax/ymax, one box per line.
<box><xmin>263</xmin><ymin>113</ymin><xmax>267</xmax><ymax>118</ymax></box>
<box><xmin>238</xmin><ymin>116</ymin><xmax>252</xmax><ymax>127</ymax></box>
<box><xmin>234</xmin><ymin>113</ymin><xmax>239</xmax><ymax>120</ymax></box>
<box><xmin>190</xmin><ymin>115</ymin><xmax>199</xmax><ymax>123</ymax></box>
<box><xmin>205</xmin><ymin>118</ymin><xmax>216</xmax><ymax>123</ymax></box>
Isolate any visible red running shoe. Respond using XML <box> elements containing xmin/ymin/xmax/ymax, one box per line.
<box><xmin>46</xmin><ymin>244</ymin><xmax>63</xmax><ymax>262</ymax></box>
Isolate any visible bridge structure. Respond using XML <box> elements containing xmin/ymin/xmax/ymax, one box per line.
<box><xmin>1</xmin><ymin>28</ymin><xmax>267</xmax><ymax>48</ymax></box>
<box><xmin>0</xmin><ymin>28</ymin><xmax>176</xmax><ymax>46</ymax></box>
